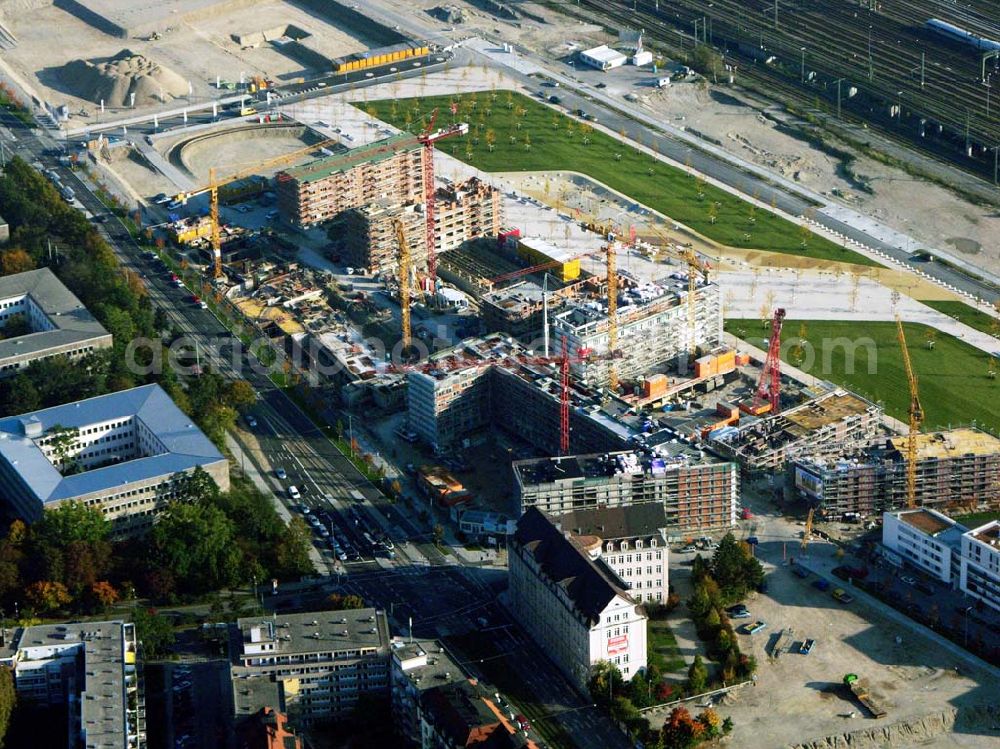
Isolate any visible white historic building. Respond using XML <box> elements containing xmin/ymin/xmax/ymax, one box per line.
<box><xmin>507</xmin><ymin>508</ymin><xmax>647</xmax><ymax>692</ymax></box>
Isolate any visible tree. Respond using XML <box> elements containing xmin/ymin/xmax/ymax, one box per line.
<box><xmin>176</xmin><ymin>467</ymin><xmax>221</xmax><ymax>503</ymax></box>
<box><xmin>659</xmin><ymin>706</ymin><xmax>701</xmax><ymax>749</ymax></box>
<box><xmin>89</xmin><ymin>581</ymin><xmax>119</xmax><ymax>612</ymax></box>
<box><xmin>711</xmin><ymin>533</ymin><xmax>764</xmax><ymax>601</ymax></box>
<box><xmin>225</xmin><ymin>379</ymin><xmax>256</xmax><ymax>410</ymax></box>
<box><xmin>0</xmin><ymin>375</ymin><xmax>39</xmax><ymax>415</ymax></box>
<box><xmin>687</xmin><ymin>654</ymin><xmax>708</xmax><ymax>694</ymax></box>
<box><xmin>25</xmin><ymin>580</ymin><xmax>71</xmax><ymax>613</ymax></box>
<box><xmin>131</xmin><ymin>607</ymin><xmax>175</xmax><ymax>660</ymax></box>
<box><xmin>33</xmin><ymin>501</ymin><xmax>109</xmax><ymax>546</ymax></box>
<box><xmin>273</xmin><ymin>517</ymin><xmax>314</xmax><ymax>579</ymax></box>
<box><xmin>696</xmin><ymin>707</ymin><xmax>723</xmax><ymax>738</ymax></box>
<box><xmin>326</xmin><ymin>593</ymin><xmax>365</xmax><ymax>611</ymax></box>
<box><xmin>149</xmin><ymin>501</ymin><xmax>241</xmax><ymax>592</ymax></box>
<box><xmin>0</xmin><ymin>248</ymin><xmax>35</xmax><ymax>276</ymax></box>
<box><xmin>588</xmin><ymin>660</ymin><xmax>624</xmax><ymax>708</ymax></box>
<box><xmin>0</xmin><ymin>666</ymin><xmax>13</xmax><ymax>749</ymax></box>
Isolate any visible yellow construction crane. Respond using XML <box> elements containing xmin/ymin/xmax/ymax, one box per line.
<box><xmin>176</xmin><ymin>138</ymin><xmax>339</xmax><ymax>278</ymax></box>
<box><xmin>393</xmin><ymin>218</ymin><xmax>412</xmax><ymax>353</ymax></box>
<box><xmin>896</xmin><ymin>316</ymin><xmax>923</xmax><ymax>508</ymax></box>
<box><xmin>801</xmin><ymin>506</ymin><xmax>815</xmax><ymax>552</ymax></box>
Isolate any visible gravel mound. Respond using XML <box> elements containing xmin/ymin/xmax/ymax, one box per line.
<box><xmin>59</xmin><ymin>49</ymin><xmax>188</xmax><ymax>107</ymax></box>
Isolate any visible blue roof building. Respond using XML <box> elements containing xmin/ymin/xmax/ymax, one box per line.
<box><xmin>0</xmin><ymin>384</ymin><xmax>229</xmax><ymax>535</ymax></box>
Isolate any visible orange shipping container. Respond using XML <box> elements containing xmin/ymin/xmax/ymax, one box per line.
<box><xmin>735</xmin><ymin>352</ymin><xmax>751</xmax><ymax>366</ymax></box>
<box><xmin>716</xmin><ymin>350</ymin><xmax>736</xmax><ymax>373</ymax></box>
<box><xmin>643</xmin><ymin>373</ymin><xmax>668</xmax><ymax>398</ymax></box>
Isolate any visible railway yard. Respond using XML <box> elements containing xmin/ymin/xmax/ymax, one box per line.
<box><xmin>569</xmin><ymin>0</ymin><xmax>1000</xmax><ymax>182</ymax></box>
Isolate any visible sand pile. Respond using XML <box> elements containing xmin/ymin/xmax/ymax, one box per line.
<box><xmin>59</xmin><ymin>50</ymin><xmax>188</xmax><ymax>107</ymax></box>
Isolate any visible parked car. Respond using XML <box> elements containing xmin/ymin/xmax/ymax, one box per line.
<box><xmin>275</xmin><ymin>468</ymin><xmax>287</xmax><ymax>480</ymax></box>
<box><xmin>832</xmin><ymin>588</ymin><xmax>854</xmax><ymax>604</ymax></box>
<box><xmin>288</xmin><ymin>486</ymin><xmax>301</xmax><ymax>500</ymax></box>
<box><xmin>800</xmin><ymin>638</ymin><xmax>816</xmax><ymax>655</ymax></box>
<box><xmin>515</xmin><ymin>715</ymin><xmax>531</xmax><ymax>733</ymax></box>
<box><xmin>245</xmin><ymin>415</ymin><xmax>257</xmax><ymax>428</ymax></box>
<box><xmin>729</xmin><ymin>609</ymin><xmax>752</xmax><ymax>619</ymax></box>
<box><xmin>900</xmin><ymin>575</ymin><xmax>917</xmax><ymax>586</ymax></box>
<box><xmin>792</xmin><ymin>565</ymin><xmax>810</xmax><ymax>579</ymax></box>
<box><xmin>740</xmin><ymin>620</ymin><xmax>767</xmax><ymax>635</ymax></box>
<box><xmin>812</xmin><ymin>578</ymin><xmax>831</xmax><ymax>592</ymax></box>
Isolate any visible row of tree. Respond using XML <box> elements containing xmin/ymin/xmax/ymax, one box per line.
<box><xmin>0</xmin><ymin>469</ymin><xmax>313</xmax><ymax>619</ymax></box>
<box><xmin>588</xmin><ymin>661</ymin><xmax>732</xmax><ymax>749</ymax></box>
<box><xmin>687</xmin><ymin>535</ymin><xmax>762</xmax><ymax>684</ymax></box>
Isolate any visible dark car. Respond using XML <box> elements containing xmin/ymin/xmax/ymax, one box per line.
<box><xmin>792</xmin><ymin>565</ymin><xmax>810</xmax><ymax>579</ymax></box>
<box><xmin>548</xmin><ymin>95</ymin><xmax>561</xmax><ymax>104</ymax></box>
<box><xmin>812</xmin><ymin>578</ymin><xmax>831</xmax><ymax>592</ymax></box>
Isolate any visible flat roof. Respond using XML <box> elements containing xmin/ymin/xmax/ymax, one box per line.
<box><xmin>782</xmin><ymin>391</ymin><xmax>873</xmax><ymax>434</ymax></box>
<box><xmin>0</xmin><ymin>268</ymin><xmax>111</xmax><ymax>361</ymax></box>
<box><xmin>968</xmin><ymin>520</ymin><xmax>1000</xmax><ymax>548</ymax></box>
<box><xmin>514</xmin><ymin>447</ymin><xmax>724</xmax><ymax>487</ymax></box>
<box><xmin>0</xmin><ymin>384</ymin><xmax>224</xmax><ymax>503</ymax></box>
<box><xmin>898</xmin><ymin>508</ymin><xmax>955</xmax><ymax>536</ymax></box>
<box><xmin>235</xmin><ymin>608</ymin><xmax>389</xmax><ymax>659</ymax></box>
<box><xmin>14</xmin><ymin>620</ymin><xmax>133</xmax><ymax>749</ymax></box>
<box><xmin>581</xmin><ymin>45</ymin><xmax>628</xmax><ymax>63</ymax></box>
<box><xmin>892</xmin><ymin>428</ymin><xmax>1000</xmax><ymax>460</ymax></box>
<box><xmin>392</xmin><ymin>639</ymin><xmax>466</xmax><ymax>692</ymax></box>
<box><xmin>280</xmin><ymin>133</ymin><xmax>421</xmax><ymax>184</ymax></box>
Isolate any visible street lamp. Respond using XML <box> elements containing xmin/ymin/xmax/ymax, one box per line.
<box><xmin>800</xmin><ymin>47</ymin><xmax>807</xmax><ymax>83</ymax></box>
<box><xmin>963</xmin><ymin>605</ymin><xmax>973</xmax><ymax>647</ymax></box>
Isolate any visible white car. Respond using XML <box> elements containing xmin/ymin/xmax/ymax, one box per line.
<box><xmin>288</xmin><ymin>486</ymin><xmax>301</xmax><ymax>500</ymax></box>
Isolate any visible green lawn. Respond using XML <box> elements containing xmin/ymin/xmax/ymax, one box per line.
<box><xmin>724</xmin><ymin>319</ymin><xmax>1000</xmax><ymax>433</ymax></box>
<box><xmin>952</xmin><ymin>510</ymin><xmax>1000</xmax><ymax>528</ymax></box>
<box><xmin>920</xmin><ymin>299</ymin><xmax>1000</xmax><ymax>337</ymax></box>
<box><xmin>362</xmin><ymin>92</ymin><xmax>878</xmax><ymax>266</ymax></box>
<box><xmin>648</xmin><ymin>619</ymin><xmax>686</xmax><ymax>674</ymax></box>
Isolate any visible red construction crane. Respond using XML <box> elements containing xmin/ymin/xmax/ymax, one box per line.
<box><xmin>743</xmin><ymin>307</ymin><xmax>786</xmax><ymax>416</ymax></box>
<box><xmin>418</xmin><ymin>109</ymin><xmax>469</xmax><ymax>290</ymax></box>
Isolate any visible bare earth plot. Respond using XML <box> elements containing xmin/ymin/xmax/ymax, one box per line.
<box><xmin>661</xmin><ymin>545</ymin><xmax>1000</xmax><ymax>748</ymax></box>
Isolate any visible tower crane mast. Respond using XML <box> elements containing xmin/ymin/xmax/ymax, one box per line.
<box><xmin>896</xmin><ymin>316</ymin><xmax>923</xmax><ymax>508</ymax></box>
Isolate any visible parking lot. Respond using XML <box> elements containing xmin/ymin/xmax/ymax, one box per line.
<box><xmin>713</xmin><ymin>539</ymin><xmax>1000</xmax><ymax>748</ymax></box>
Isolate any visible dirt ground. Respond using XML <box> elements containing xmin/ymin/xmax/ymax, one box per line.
<box><xmin>635</xmin><ymin>82</ymin><xmax>1000</xmax><ymax>279</ymax></box>
<box><xmin>654</xmin><ymin>539</ymin><xmax>1000</xmax><ymax>748</ymax></box>
<box><xmin>0</xmin><ymin>0</ymin><xmax>376</xmax><ymax>124</ymax></box>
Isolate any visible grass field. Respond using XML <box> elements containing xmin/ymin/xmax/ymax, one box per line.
<box><xmin>952</xmin><ymin>510</ymin><xmax>1000</xmax><ymax>528</ymax></box>
<box><xmin>920</xmin><ymin>299</ymin><xmax>1000</xmax><ymax>338</ymax></box>
<box><xmin>724</xmin><ymin>319</ymin><xmax>1000</xmax><ymax>433</ymax></box>
<box><xmin>363</xmin><ymin>92</ymin><xmax>878</xmax><ymax>266</ymax></box>
<box><xmin>648</xmin><ymin>620</ymin><xmax>686</xmax><ymax>674</ymax></box>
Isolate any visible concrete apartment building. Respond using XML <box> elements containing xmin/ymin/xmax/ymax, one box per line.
<box><xmin>0</xmin><ymin>384</ymin><xmax>229</xmax><ymax>536</ymax></box>
<box><xmin>553</xmin><ymin>503</ymin><xmax>670</xmax><ymax>604</ymax></box>
<box><xmin>792</xmin><ymin>428</ymin><xmax>1000</xmax><ymax>518</ymax></box>
<box><xmin>0</xmin><ymin>620</ymin><xmax>145</xmax><ymax>749</ymax></box>
<box><xmin>508</xmin><ymin>508</ymin><xmax>648</xmax><ymax>692</ymax></box>
<box><xmin>230</xmin><ymin>609</ymin><xmax>391</xmax><ymax>725</ymax></box>
<box><xmin>390</xmin><ymin>639</ymin><xmax>468</xmax><ymax>747</ymax></box>
<box><xmin>514</xmin><ymin>449</ymin><xmax>738</xmax><ymax>534</ymax></box>
<box><xmin>0</xmin><ymin>268</ymin><xmax>113</xmax><ymax>378</ymax></box>
<box><xmin>711</xmin><ymin>389</ymin><xmax>883</xmax><ymax>473</ymax></box>
<box><xmin>551</xmin><ymin>273</ymin><xmax>723</xmax><ymax>388</ymax></box>
<box><xmin>338</xmin><ymin>177</ymin><xmax>504</xmax><ymax>276</ymax></box>
<box><xmin>434</xmin><ymin>177</ymin><xmax>504</xmax><ymax>254</ymax></box>
<box><xmin>340</xmin><ymin>200</ymin><xmax>427</xmax><ymax>275</ymax></box>
<box><xmin>882</xmin><ymin>509</ymin><xmax>1000</xmax><ymax>612</ymax></box>
<box><xmin>276</xmin><ymin>134</ymin><xmax>425</xmax><ymax>227</ymax></box>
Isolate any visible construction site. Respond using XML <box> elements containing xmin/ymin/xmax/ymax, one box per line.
<box><xmin>792</xmin><ymin>427</ymin><xmax>1000</xmax><ymax>519</ymax></box>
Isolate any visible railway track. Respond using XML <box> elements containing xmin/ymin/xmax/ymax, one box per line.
<box><xmin>566</xmin><ymin>0</ymin><xmax>1000</xmax><ymax>180</ymax></box>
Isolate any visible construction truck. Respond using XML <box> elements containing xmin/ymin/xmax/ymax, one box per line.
<box><xmin>843</xmin><ymin>674</ymin><xmax>887</xmax><ymax>718</ymax></box>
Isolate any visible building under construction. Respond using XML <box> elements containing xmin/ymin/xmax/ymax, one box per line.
<box><xmin>513</xmin><ymin>449</ymin><xmax>738</xmax><ymax>534</ymax></box>
<box><xmin>336</xmin><ymin>178</ymin><xmax>504</xmax><ymax>276</ymax></box>
<box><xmin>434</xmin><ymin>177</ymin><xmax>504</xmax><ymax>254</ymax></box>
<box><xmin>276</xmin><ymin>134</ymin><xmax>425</xmax><ymax>227</ymax></box>
<box><xmin>792</xmin><ymin>427</ymin><xmax>1000</xmax><ymax>517</ymax></box>
<box><xmin>709</xmin><ymin>389</ymin><xmax>883</xmax><ymax>473</ymax></box>
<box><xmin>552</xmin><ymin>271</ymin><xmax>722</xmax><ymax>388</ymax></box>
<box><xmin>340</xmin><ymin>201</ymin><xmax>427</xmax><ymax>275</ymax></box>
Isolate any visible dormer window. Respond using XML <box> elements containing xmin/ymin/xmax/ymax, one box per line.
<box><xmin>620</xmin><ymin>541</ymin><xmax>629</xmax><ymax>551</ymax></box>
<box><xmin>636</xmin><ymin>540</ymin><xmax>644</xmax><ymax>549</ymax></box>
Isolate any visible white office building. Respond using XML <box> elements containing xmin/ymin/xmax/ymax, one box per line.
<box><xmin>881</xmin><ymin>508</ymin><xmax>964</xmax><ymax>583</ymax></box>
<box><xmin>959</xmin><ymin>521</ymin><xmax>1000</xmax><ymax>613</ymax></box>
<box><xmin>508</xmin><ymin>507</ymin><xmax>647</xmax><ymax>692</ymax></box>
<box><xmin>579</xmin><ymin>45</ymin><xmax>628</xmax><ymax>71</ymax></box>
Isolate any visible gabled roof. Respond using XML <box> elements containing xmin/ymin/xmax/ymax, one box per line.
<box><xmin>0</xmin><ymin>384</ymin><xmax>224</xmax><ymax>502</ymax></box>
<box><xmin>514</xmin><ymin>507</ymin><xmax>632</xmax><ymax>626</ymax></box>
